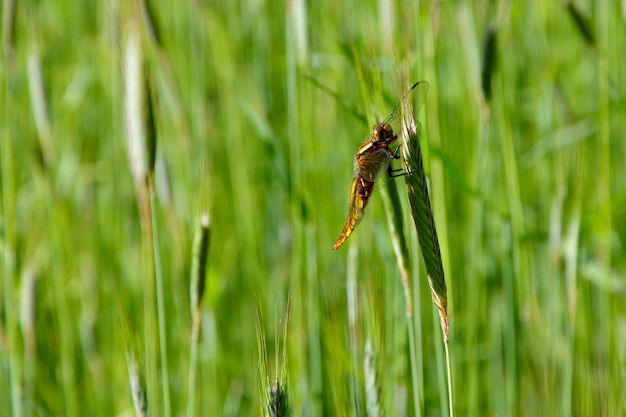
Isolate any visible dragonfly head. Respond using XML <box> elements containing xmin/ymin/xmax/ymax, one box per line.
<box><xmin>371</xmin><ymin>123</ymin><xmax>395</xmax><ymax>146</ymax></box>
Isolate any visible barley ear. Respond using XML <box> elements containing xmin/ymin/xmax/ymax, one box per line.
<box><xmin>268</xmin><ymin>380</ymin><xmax>290</xmax><ymax>417</ymax></box>
<box><xmin>190</xmin><ymin>212</ymin><xmax>210</xmax><ymax>332</ymax></box>
<box><xmin>364</xmin><ymin>338</ymin><xmax>382</xmax><ymax>417</ymax></box>
<box><xmin>118</xmin><ymin>309</ymin><xmax>149</xmax><ymax>417</ymax></box>
<box><xmin>399</xmin><ymin>83</ymin><xmax>449</xmax><ymax>341</ymax></box>
<box><xmin>127</xmin><ymin>352</ymin><xmax>149</xmax><ymax>417</ymax></box>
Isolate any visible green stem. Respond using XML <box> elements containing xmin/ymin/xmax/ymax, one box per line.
<box><xmin>150</xmin><ymin>184</ymin><xmax>171</xmax><ymax>417</ymax></box>
<box><xmin>407</xmin><ymin>316</ymin><xmax>422</xmax><ymax>417</ymax></box>
<box><xmin>186</xmin><ymin>318</ymin><xmax>200</xmax><ymax>417</ymax></box>
<box><xmin>2</xmin><ymin>67</ymin><xmax>21</xmax><ymax>417</ymax></box>
<box><xmin>444</xmin><ymin>339</ymin><xmax>454</xmax><ymax>417</ymax></box>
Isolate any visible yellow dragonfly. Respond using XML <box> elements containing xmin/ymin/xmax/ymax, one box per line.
<box><xmin>333</xmin><ymin>81</ymin><xmax>429</xmax><ymax>251</ymax></box>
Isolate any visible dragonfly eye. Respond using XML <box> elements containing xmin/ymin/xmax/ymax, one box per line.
<box><xmin>375</xmin><ymin>124</ymin><xmax>394</xmax><ymax>142</ymax></box>
<box><xmin>373</xmin><ymin>124</ymin><xmax>385</xmax><ymax>138</ymax></box>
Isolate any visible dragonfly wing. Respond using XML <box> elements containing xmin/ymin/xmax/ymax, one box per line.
<box><xmin>333</xmin><ymin>177</ymin><xmax>373</xmax><ymax>250</ymax></box>
<box><xmin>355</xmin><ymin>148</ymin><xmax>392</xmax><ymax>182</ymax></box>
<box><xmin>383</xmin><ymin>81</ymin><xmax>429</xmax><ymax>135</ymax></box>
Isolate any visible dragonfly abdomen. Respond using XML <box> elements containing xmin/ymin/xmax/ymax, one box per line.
<box><xmin>332</xmin><ymin>175</ymin><xmax>375</xmax><ymax>251</ymax></box>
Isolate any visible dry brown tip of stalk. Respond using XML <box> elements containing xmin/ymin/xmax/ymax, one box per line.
<box><xmin>428</xmin><ymin>277</ymin><xmax>449</xmax><ymax>341</ymax></box>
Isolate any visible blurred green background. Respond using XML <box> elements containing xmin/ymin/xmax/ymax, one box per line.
<box><xmin>1</xmin><ymin>0</ymin><xmax>625</xmax><ymax>416</ymax></box>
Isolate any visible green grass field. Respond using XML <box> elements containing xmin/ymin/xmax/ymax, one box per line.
<box><xmin>2</xmin><ymin>1</ymin><xmax>625</xmax><ymax>416</ymax></box>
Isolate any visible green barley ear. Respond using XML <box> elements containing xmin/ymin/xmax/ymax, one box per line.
<box><xmin>118</xmin><ymin>309</ymin><xmax>149</xmax><ymax>417</ymax></box>
<box><xmin>256</xmin><ymin>308</ymin><xmax>270</xmax><ymax>415</ymax></box>
<box><xmin>127</xmin><ymin>351</ymin><xmax>149</xmax><ymax>417</ymax></box>
<box><xmin>190</xmin><ymin>212</ymin><xmax>211</xmax><ymax>331</ymax></box>
<box><xmin>268</xmin><ymin>380</ymin><xmax>290</xmax><ymax>417</ymax></box>
<box><xmin>144</xmin><ymin>65</ymin><xmax>157</xmax><ymax>180</ymax></box>
<box><xmin>565</xmin><ymin>2</ymin><xmax>595</xmax><ymax>46</ymax></box>
<box><xmin>399</xmin><ymin>82</ymin><xmax>449</xmax><ymax>341</ymax></box>
<box><xmin>363</xmin><ymin>337</ymin><xmax>382</xmax><ymax>417</ymax></box>
<box><xmin>141</xmin><ymin>0</ymin><xmax>163</xmax><ymax>48</ymax></box>
<box><xmin>481</xmin><ymin>25</ymin><xmax>497</xmax><ymax>102</ymax></box>
<box><xmin>256</xmin><ymin>301</ymin><xmax>291</xmax><ymax>417</ymax></box>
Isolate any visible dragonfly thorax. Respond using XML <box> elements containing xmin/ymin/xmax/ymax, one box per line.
<box><xmin>372</xmin><ymin>123</ymin><xmax>395</xmax><ymax>145</ymax></box>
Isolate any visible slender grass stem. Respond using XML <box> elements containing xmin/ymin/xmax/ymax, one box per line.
<box><xmin>346</xmin><ymin>248</ymin><xmax>362</xmax><ymax>415</ymax></box>
<box><xmin>406</xmin><ymin>317</ymin><xmax>422</xmax><ymax>417</ymax></box>
<box><xmin>150</xmin><ymin>183</ymin><xmax>171</xmax><ymax>417</ymax></box>
<box><xmin>186</xmin><ymin>319</ymin><xmax>200</xmax><ymax>417</ymax></box>
<box><xmin>381</xmin><ymin>182</ymin><xmax>421</xmax><ymax>416</ymax></box>
<box><xmin>28</xmin><ymin>43</ymin><xmax>80</xmax><ymax>416</ymax></box>
<box><xmin>444</xmin><ymin>340</ymin><xmax>454</xmax><ymax>417</ymax></box>
<box><xmin>139</xmin><ymin>189</ymin><xmax>158</xmax><ymax>415</ymax></box>
<box><xmin>2</xmin><ymin>54</ymin><xmax>21</xmax><ymax>417</ymax></box>
<box><xmin>49</xmin><ymin>210</ymin><xmax>79</xmax><ymax>417</ymax></box>
<box><xmin>494</xmin><ymin>76</ymin><xmax>521</xmax><ymax>414</ymax></box>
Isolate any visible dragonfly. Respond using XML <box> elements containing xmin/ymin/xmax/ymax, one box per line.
<box><xmin>333</xmin><ymin>81</ymin><xmax>429</xmax><ymax>251</ymax></box>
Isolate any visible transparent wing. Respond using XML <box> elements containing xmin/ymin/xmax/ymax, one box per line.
<box><xmin>354</xmin><ymin>148</ymin><xmax>392</xmax><ymax>182</ymax></box>
<box><xmin>383</xmin><ymin>81</ymin><xmax>429</xmax><ymax>136</ymax></box>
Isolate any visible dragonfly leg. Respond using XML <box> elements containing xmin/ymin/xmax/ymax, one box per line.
<box><xmin>389</xmin><ymin>170</ymin><xmax>415</xmax><ymax>178</ymax></box>
<box><xmin>391</xmin><ymin>144</ymin><xmax>402</xmax><ymax>159</ymax></box>
<box><xmin>387</xmin><ymin>165</ymin><xmax>415</xmax><ymax>178</ymax></box>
